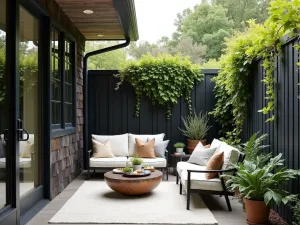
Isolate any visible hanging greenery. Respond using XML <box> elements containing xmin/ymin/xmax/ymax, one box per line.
<box><xmin>115</xmin><ymin>54</ymin><xmax>204</xmax><ymax>119</ymax></box>
<box><xmin>211</xmin><ymin>0</ymin><xmax>300</xmax><ymax>144</ymax></box>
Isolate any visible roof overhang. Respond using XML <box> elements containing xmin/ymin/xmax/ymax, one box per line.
<box><xmin>55</xmin><ymin>0</ymin><xmax>139</xmax><ymax>41</ymax></box>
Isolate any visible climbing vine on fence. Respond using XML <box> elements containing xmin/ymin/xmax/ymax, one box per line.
<box><xmin>211</xmin><ymin>0</ymin><xmax>300</xmax><ymax>144</ymax></box>
<box><xmin>115</xmin><ymin>54</ymin><xmax>204</xmax><ymax>119</ymax></box>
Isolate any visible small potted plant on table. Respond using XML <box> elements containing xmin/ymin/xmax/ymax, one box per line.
<box><xmin>226</xmin><ymin>154</ymin><xmax>299</xmax><ymax>225</ymax></box>
<box><xmin>179</xmin><ymin>110</ymin><xmax>211</xmax><ymax>153</ymax></box>
<box><xmin>131</xmin><ymin>155</ymin><xmax>143</xmax><ymax>171</ymax></box>
<box><xmin>174</xmin><ymin>142</ymin><xmax>185</xmax><ymax>153</ymax></box>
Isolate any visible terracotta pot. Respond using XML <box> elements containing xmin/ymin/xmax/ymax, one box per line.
<box><xmin>244</xmin><ymin>199</ymin><xmax>270</xmax><ymax>225</ymax></box>
<box><xmin>187</xmin><ymin>139</ymin><xmax>206</xmax><ymax>153</ymax></box>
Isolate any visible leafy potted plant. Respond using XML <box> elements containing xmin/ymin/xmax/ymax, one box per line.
<box><xmin>174</xmin><ymin>142</ymin><xmax>185</xmax><ymax>153</ymax></box>
<box><xmin>123</xmin><ymin>167</ymin><xmax>133</xmax><ymax>174</ymax></box>
<box><xmin>226</xmin><ymin>154</ymin><xmax>299</xmax><ymax>225</ymax></box>
<box><xmin>131</xmin><ymin>155</ymin><xmax>143</xmax><ymax>171</ymax></box>
<box><xmin>179</xmin><ymin>110</ymin><xmax>211</xmax><ymax>153</ymax></box>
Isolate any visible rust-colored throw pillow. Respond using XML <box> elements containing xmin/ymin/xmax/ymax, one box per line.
<box><xmin>135</xmin><ymin>138</ymin><xmax>155</xmax><ymax>158</ymax></box>
<box><xmin>204</xmin><ymin>144</ymin><xmax>211</xmax><ymax>148</ymax></box>
<box><xmin>205</xmin><ymin>151</ymin><xmax>224</xmax><ymax>179</ymax></box>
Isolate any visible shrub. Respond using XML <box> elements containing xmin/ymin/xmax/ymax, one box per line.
<box><xmin>115</xmin><ymin>54</ymin><xmax>204</xmax><ymax>119</ymax></box>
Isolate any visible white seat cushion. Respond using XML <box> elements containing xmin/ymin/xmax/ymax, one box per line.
<box><xmin>0</xmin><ymin>158</ymin><xmax>31</xmax><ymax>169</ymax></box>
<box><xmin>176</xmin><ymin>161</ymin><xmax>205</xmax><ymax>176</ymax></box>
<box><xmin>89</xmin><ymin>157</ymin><xmax>127</xmax><ymax>168</ymax></box>
<box><xmin>92</xmin><ymin>134</ymin><xmax>128</xmax><ymax>157</ymax></box>
<box><xmin>180</xmin><ymin>170</ymin><xmax>223</xmax><ymax>191</ymax></box>
<box><xmin>128</xmin><ymin>133</ymin><xmax>165</xmax><ymax>156</ymax></box>
<box><xmin>127</xmin><ymin>157</ymin><xmax>166</xmax><ymax>167</ymax></box>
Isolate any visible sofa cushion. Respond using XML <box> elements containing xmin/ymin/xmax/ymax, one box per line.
<box><xmin>148</xmin><ymin>139</ymin><xmax>169</xmax><ymax>158</ymax></box>
<box><xmin>187</xmin><ymin>147</ymin><xmax>217</xmax><ymax>166</ymax></box>
<box><xmin>92</xmin><ymin>139</ymin><xmax>114</xmax><ymax>158</ymax></box>
<box><xmin>180</xmin><ymin>170</ymin><xmax>223</xmax><ymax>191</ymax></box>
<box><xmin>135</xmin><ymin>138</ymin><xmax>155</xmax><ymax>158</ymax></box>
<box><xmin>128</xmin><ymin>133</ymin><xmax>165</xmax><ymax>156</ymax></box>
<box><xmin>217</xmin><ymin>142</ymin><xmax>240</xmax><ymax>171</ymax></box>
<box><xmin>177</xmin><ymin>161</ymin><xmax>205</xmax><ymax>176</ymax></box>
<box><xmin>0</xmin><ymin>158</ymin><xmax>31</xmax><ymax>169</ymax></box>
<box><xmin>127</xmin><ymin>157</ymin><xmax>166</xmax><ymax>167</ymax></box>
<box><xmin>210</xmin><ymin>138</ymin><xmax>222</xmax><ymax>149</ymax></box>
<box><xmin>89</xmin><ymin>157</ymin><xmax>127</xmax><ymax>168</ymax></box>
<box><xmin>92</xmin><ymin>134</ymin><xmax>128</xmax><ymax>157</ymax></box>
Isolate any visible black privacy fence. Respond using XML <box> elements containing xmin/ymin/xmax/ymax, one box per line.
<box><xmin>86</xmin><ymin>69</ymin><xmax>219</xmax><ymax>156</ymax></box>
<box><xmin>243</xmin><ymin>37</ymin><xmax>300</xmax><ymax>223</ymax></box>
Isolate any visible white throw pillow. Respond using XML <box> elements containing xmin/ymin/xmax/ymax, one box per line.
<box><xmin>20</xmin><ymin>141</ymin><xmax>34</xmax><ymax>158</ymax></box>
<box><xmin>128</xmin><ymin>133</ymin><xmax>165</xmax><ymax>156</ymax></box>
<box><xmin>210</xmin><ymin>138</ymin><xmax>223</xmax><ymax>149</ymax></box>
<box><xmin>217</xmin><ymin>142</ymin><xmax>240</xmax><ymax>170</ymax></box>
<box><xmin>147</xmin><ymin>138</ymin><xmax>169</xmax><ymax>158</ymax></box>
<box><xmin>92</xmin><ymin>140</ymin><xmax>114</xmax><ymax>158</ymax></box>
<box><xmin>92</xmin><ymin>134</ymin><xmax>129</xmax><ymax>156</ymax></box>
<box><xmin>194</xmin><ymin>141</ymin><xmax>204</xmax><ymax>150</ymax></box>
<box><xmin>187</xmin><ymin>147</ymin><xmax>217</xmax><ymax>166</ymax></box>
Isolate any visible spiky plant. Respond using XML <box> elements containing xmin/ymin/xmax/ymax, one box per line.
<box><xmin>179</xmin><ymin>110</ymin><xmax>211</xmax><ymax>140</ymax></box>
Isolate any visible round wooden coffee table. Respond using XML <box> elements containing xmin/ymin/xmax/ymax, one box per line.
<box><xmin>104</xmin><ymin>170</ymin><xmax>163</xmax><ymax>195</ymax></box>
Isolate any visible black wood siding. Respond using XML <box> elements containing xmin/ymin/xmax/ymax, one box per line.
<box><xmin>244</xmin><ymin>37</ymin><xmax>300</xmax><ymax>223</ymax></box>
<box><xmin>87</xmin><ymin>69</ymin><xmax>219</xmax><ymax>154</ymax></box>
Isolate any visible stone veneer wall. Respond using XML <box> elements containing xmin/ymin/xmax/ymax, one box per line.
<box><xmin>40</xmin><ymin>0</ymin><xmax>85</xmax><ymax>198</ymax></box>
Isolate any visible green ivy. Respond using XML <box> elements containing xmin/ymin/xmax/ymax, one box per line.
<box><xmin>211</xmin><ymin>0</ymin><xmax>300</xmax><ymax>144</ymax></box>
<box><xmin>115</xmin><ymin>54</ymin><xmax>204</xmax><ymax>119</ymax></box>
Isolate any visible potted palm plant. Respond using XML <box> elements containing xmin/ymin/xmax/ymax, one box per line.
<box><xmin>226</xmin><ymin>154</ymin><xmax>299</xmax><ymax>225</ymax></box>
<box><xmin>178</xmin><ymin>110</ymin><xmax>211</xmax><ymax>153</ymax></box>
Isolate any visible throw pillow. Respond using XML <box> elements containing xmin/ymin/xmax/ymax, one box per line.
<box><xmin>205</xmin><ymin>151</ymin><xmax>224</xmax><ymax>179</ymax></box>
<box><xmin>128</xmin><ymin>133</ymin><xmax>165</xmax><ymax>156</ymax></box>
<box><xmin>147</xmin><ymin>138</ymin><xmax>169</xmax><ymax>158</ymax></box>
<box><xmin>135</xmin><ymin>138</ymin><xmax>155</xmax><ymax>158</ymax></box>
<box><xmin>20</xmin><ymin>141</ymin><xmax>34</xmax><ymax>158</ymax></box>
<box><xmin>92</xmin><ymin>139</ymin><xmax>114</xmax><ymax>158</ymax></box>
<box><xmin>210</xmin><ymin>139</ymin><xmax>223</xmax><ymax>149</ymax></box>
<box><xmin>92</xmin><ymin>134</ymin><xmax>128</xmax><ymax>156</ymax></box>
<box><xmin>187</xmin><ymin>147</ymin><xmax>217</xmax><ymax>166</ymax></box>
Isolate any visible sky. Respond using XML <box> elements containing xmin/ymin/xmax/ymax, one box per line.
<box><xmin>134</xmin><ymin>0</ymin><xmax>202</xmax><ymax>43</ymax></box>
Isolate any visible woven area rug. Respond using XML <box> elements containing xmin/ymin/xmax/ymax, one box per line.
<box><xmin>49</xmin><ymin>181</ymin><xmax>218</xmax><ymax>224</ymax></box>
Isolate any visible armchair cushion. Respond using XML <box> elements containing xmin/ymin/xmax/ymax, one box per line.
<box><xmin>180</xmin><ymin>170</ymin><xmax>223</xmax><ymax>191</ymax></box>
<box><xmin>217</xmin><ymin>142</ymin><xmax>240</xmax><ymax>171</ymax></box>
<box><xmin>187</xmin><ymin>147</ymin><xmax>217</xmax><ymax>166</ymax></box>
<box><xmin>210</xmin><ymin>138</ymin><xmax>222</xmax><ymax>149</ymax></box>
<box><xmin>177</xmin><ymin>161</ymin><xmax>204</xmax><ymax>176</ymax></box>
<box><xmin>127</xmin><ymin>157</ymin><xmax>166</xmax><ymax>167</ymax></box>
<box><xmin>89</xmin><ymin>157</ymin><xmax>127</xmax><ymax>168</ymax></box>
<box><xmin>128</xmin><ymin>133</ymin><xmax>165</xmax><ymax>156</ymax></box>
<box><xmin>92</xmin><ymin>134</ymin><xmax>128</xmax><ymax>157</ymax></box>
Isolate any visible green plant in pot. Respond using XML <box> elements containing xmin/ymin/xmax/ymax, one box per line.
<box><xmin>174</xmin><ymin>142</ymin><xmax>185</xmax><ymax>153</ymax></box>
<box><xmin>123</xmin><ymin>167</ymin><xmax>133</xmax><ymax>174</ymax></box>
<box><xmin>179</xmin><ymin>110</ymin><xmax>211</xmax><ymax>153</ymax></box>
<box><xmin>131</xmin><ymin>155</ymin><xmax>143</xmax><ymax>171</ymax></box>
<box><xmin>226</xmin><ymin>154</ymin><xmax>299</xmax><ymax>225</ymax></box>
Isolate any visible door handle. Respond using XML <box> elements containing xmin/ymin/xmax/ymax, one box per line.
<box><xmin>17</xmin><ymin>119</ymin><xmax>29</xmax><ymax>141</ymax></box>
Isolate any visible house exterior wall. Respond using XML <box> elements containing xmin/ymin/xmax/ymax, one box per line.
<box><xmin>40</xmin><ymin>0</ymin><xmax>85</xmax><ymax>198</ymax></box>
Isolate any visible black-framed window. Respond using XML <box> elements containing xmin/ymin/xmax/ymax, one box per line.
<box><xmin>51</xmin><ymin>27</ymin><xmax>75</xmax><ymax>132</ymax></box>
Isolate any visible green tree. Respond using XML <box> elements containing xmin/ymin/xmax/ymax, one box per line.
<box><xmin>86</xmin><ymin>41</ymin><xmax>127</xmax><ymax>69</ymax></box>
<box><xmin>212</xmin><ymin>0</ymin><xmax>271</xmax><ymax>28</ymax></box>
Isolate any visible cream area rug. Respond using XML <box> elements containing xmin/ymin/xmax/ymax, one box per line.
<box><xmin>49</xmin><ymin>181</ymin><xmax>218</xmax><ymax>224</ymax></box>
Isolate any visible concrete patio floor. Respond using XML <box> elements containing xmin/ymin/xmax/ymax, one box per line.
<box><xmin>27</xmin><ymin>172</ymin><xmax>247</xmax><ymax>225</ymax></box>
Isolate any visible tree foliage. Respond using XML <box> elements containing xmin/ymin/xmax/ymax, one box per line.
<box><xmin>115</xmin><ymin>54</ymin><xmax>204</xmax><ymax>118</ymax></box>
<box><xmin>86</xmin><ymin>41</ymin><xmax>126</xmax><ymax>69</ymax></box>
<box><xmin>211</xmin><ymin>0</ymin><xmax>300</xmax><ymax>144</ymax></box>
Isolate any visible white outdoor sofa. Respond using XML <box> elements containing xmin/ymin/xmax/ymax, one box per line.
<box><xmin>176</xmin><ymin>139</ymin><xmax>245</xmax><ymax>211</ymax></box>
<box><xmin>88</xmin><ymin>133</ymin><xmax>169</xmax><ymax>180</ymax></box>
